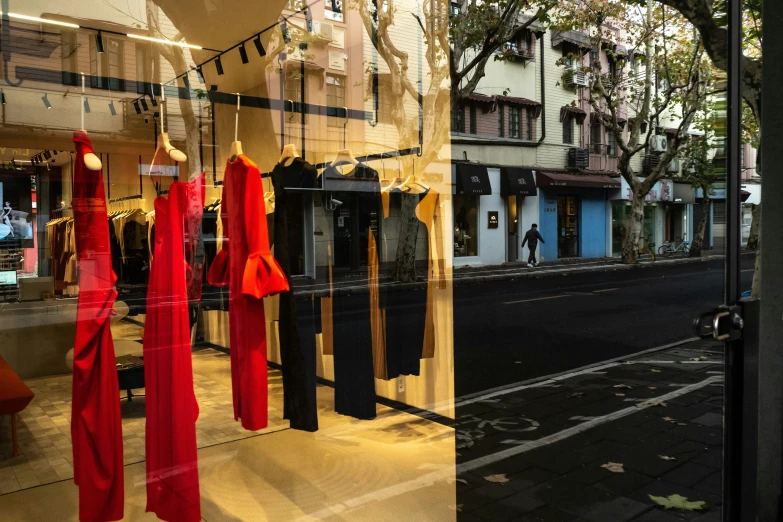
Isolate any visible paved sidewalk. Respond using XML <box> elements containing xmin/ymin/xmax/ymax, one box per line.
<box><xmin>454</xmin><ymin>339</ymin><xmax>724</xmax><ymax>521</ymax></box>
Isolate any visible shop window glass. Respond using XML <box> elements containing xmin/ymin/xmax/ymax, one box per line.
<box><xmin>454</xmin><ymin>195</ymin><xmax>479</xmax><ymax>257</ymax></box>
<box><xmin>509</xmin><ymin>106</ymin><xmax>520</xmax><ymax>138</ymax></box>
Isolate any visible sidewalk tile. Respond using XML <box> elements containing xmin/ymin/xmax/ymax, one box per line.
<box><xmin>527</xmin><ymin>478</ymin><xmax>614</xmax><ymax>516</ymax></box>
<box><xmin>474</xmin><ymin>491</ymin><xmax>545</xmax><ymax>521</ymax></box>
<box><xmin>594</xmin><ymin>469</ymin><xmax>655</xmax><ymax>497</ymax></box>
<box><xmin>632</xmin><ymin>510</ymin><xmax>690</xmax><ymax>521</ymax></box>
<box><xmin>691</xmin><ymin>450</ymin><xmax>721</xmax><ymax>470</ymax></box>
<box><xmin>627</xmin><ymin>479</ymin><xmax>720</xmax><ymax>511</ymax></box>
<box><xmin>690</xmin><ymin>413</ymin><xmax>722</xmax><ymax>427</ymax></box>
<box><xmin>692</xmin><ymin>472</ymin><xmax>721</xmax><ymax>495</ymax></box>
<box><xmin>520</xmin><ymin>505</ymin><xmax>588</xmax><ymax>521</ymax></box>
<box><xmin>580</xmin><ymin>497</ymin><xmax>650</xmax><ymax>522</ymax></box>
<box><xmin>660</xmin><ymin>462</ymin><xmax>716</xmax><ymax>488</ymax></box>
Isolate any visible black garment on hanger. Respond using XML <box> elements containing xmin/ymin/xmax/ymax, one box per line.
<box><xmin>383</xmin><ymin>189</ymin><xmax>430</xmax><ymax>379</ymax></box>
<box><xmin>322</xmin><ymin>162</ymin><xmax>381</xmax><ymax>420</ymax></box>
<box><xmin>272</xmin><ymin>157</ymin><xmax>319</xmax><ymax>432</ymax></box>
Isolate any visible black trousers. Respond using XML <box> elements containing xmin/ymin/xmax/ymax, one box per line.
<box><xmin>528</xmin><ymin>244</ymin><xmax>538</xmax><ymax>264</ymax></box>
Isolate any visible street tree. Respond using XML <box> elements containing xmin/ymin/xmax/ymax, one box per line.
<box><xmin>353</xmin><ymin>0</ymin><xmax>556</xmax><ymax>282</ymax></box>
<box><xmin>679</xmin><ymin>127</ymin><xmax>719</xmax><ymax>257</ymax></box>
<box><xmin>551</xmin><ymin>0</ymin><xmax>713</xmax><ymax>263</ymax></box>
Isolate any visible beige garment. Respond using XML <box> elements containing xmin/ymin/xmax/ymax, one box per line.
<box><xmin>415</xmin><ymin>189</ymin><xmax>445</xmax><ymax>359</ymax></box>
<box><xmin>320</xmin><ymin>243</ymin><xmax>334</xmax><ymax>355</ymax></box>
<box><xmin>64</xmin><ymin>220</ymin><xmax>78</xmax><ymax>284</ymax></box>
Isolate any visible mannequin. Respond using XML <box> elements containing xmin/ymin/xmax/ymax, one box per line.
<box><xmin>279</xmin><ymin>144</ymin><xmax>300</xmax><ymax>167</ymax></box>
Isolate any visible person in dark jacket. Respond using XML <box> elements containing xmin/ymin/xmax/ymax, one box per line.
<box><xmin>521</xmin><ymin>223</ymin><xmax>545</xmax><ymax>267</ymax></box>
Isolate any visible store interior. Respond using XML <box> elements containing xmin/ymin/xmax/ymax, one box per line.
<box><xmin>0</xmin><ymin>2</ymin><xmax>456</xmax><ymax>520</ymax></box>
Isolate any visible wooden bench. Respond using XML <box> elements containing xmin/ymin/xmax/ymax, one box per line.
<box><xmin>0</xmin><ymin>355</ymin><xmax>35</xmax><ymax>457</ymax></box>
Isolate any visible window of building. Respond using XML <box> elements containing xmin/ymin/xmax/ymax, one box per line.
<box><xmin>525</xmin><ymin>109</ymin><xmax>535</xmax><ymax>140</ymax></box>
<box><xmin>507</xmin><ymin>30</ymin><xmax>534</xmax><ymax>58</ymax></box>
<box><xmin>285</xmin><ymin>70</ymin><xmax>306</xmax><ymax>124</ymax></box>
<box><xmin>469</xmin><ymin>104</ymin><xmax>477</xmax><ymax>134</ymax></box>
<box><xmin>61</xmin><ymin>31</ymin><xmax>78</xmax><ymax>86</ymax></box>
<box><xmin>607</xmin><ymin>57</ymin><xmax>618</xmax><ymax>79</ymax></box>
<box><xmin>509</xmin><ymin>106</ymin><xmax>520</xmax><ymax>138</ymax></box>
<box><xmin>378</xmin><ymin>80</ymin><xmax>393</xmax><ymax>124</ymax></box>
<box><xmin>452</xmin><ymin>106</ymin><xmax>465</xmax><ymax>133</ymax></box>
<box><xmin>90</xmin><ymin>36</ymin><xmax>124</xmax><ymax>90</ymax></box>
<box><xmin>135</xmin><ymin>44</ymin><xmax>154</xmax><ymax>94</ymax></box>
<box><xmin>590</xmin><ymin>118</ymin><xmax>603</xmax><ymax>153</ymax></box>
<box><xmin>498</xmin><ymin>104</ymin><xmax>505</xmax><ymax>137</ymax></box>
<box><xmin>325</xmin><ymin>0</ymin><xmax>343</xmax><ymax>21</ymax></box>
<box><xmin>454</xmin><ymin>195</ymin><xmax>479</xmax><ymax>258</ymax></box>
<box><xmin>563</xmin><ymin>114</ymin><xmax>574</xmax><ymax>144</ymax></box>
<box><xmin>326</xmin><ymin>75</ymin><xmax>346</xmax><ymax>128</ymax></box>
<box><xmin>607</xmin><ymin>128</ymin><xmax>617</xmax><ymax>156</ymax></box>
<box><xmin>562</xmin><ymin>42</ymin><xmax>579</xmax><ymax>66</ymax></box>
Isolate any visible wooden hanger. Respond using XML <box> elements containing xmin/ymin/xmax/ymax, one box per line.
<box><xmin>149</xmin><ymin>84</ymin><xmax>186</xmax><ymax>176</ymax></box>
<box><xmin>279</xmin><ymin>144</ymin><xmax>300</xmax><ymax>167</ymax></box>
<box><xmin>229</xmin><ymin>93</ymin><xmax>243</xmax><ymax>162</ymax></box>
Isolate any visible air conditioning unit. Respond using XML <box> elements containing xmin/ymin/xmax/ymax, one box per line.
<box><xmin>650</xmin><ymin>135</ymin><xmax>668</xmax><ymax>153</ymax></box>
<box><xmin>667</xmin><ymin>158</ymin><xmax>681</xmax><ymax>173</ymax></box>
<box><xmin>564</xmin><ymin>65</ymin><xmax>590</xmax><ymax>88</ymax></box>
<box><xmin>311</xmin><ymin>21</ymin><xmax>334</xmax><ymax>42</ymax></box>
<box><xmin>567</xmin><ymin>147</ymin><xmax>589</xmax><ymax>169</ymax></box>
<box><xmin>643</xmin><ymin>154</ymin><xmax>660</xmax><ymax>175</ymax></box>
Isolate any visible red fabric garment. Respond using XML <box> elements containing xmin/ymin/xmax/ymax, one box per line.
<box><xmin>70</xmin><ymin>130</ymin><xmax>124</xmax><ymax>522</ymax></box>
<box><xmin>207</xmin><ymin>155</ymin><xmax>289</xmax><ymax>431</ymax></box>
<box><xmin>183</xmin><ymin>173</ymin><xmax>205</xmax><ymax>302</ymax></box>
<box><xmin>144</xmin><ymin>179</ymin><xmax>201</xmax><ymax>522</ymax></box>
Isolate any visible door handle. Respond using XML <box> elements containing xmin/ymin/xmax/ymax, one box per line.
<box><xmin>693</xmin><ymin>305</ymin><xmax>744</xmax><ymax>342</ymax></box>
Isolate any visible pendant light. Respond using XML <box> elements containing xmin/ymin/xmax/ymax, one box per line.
<box><xmin>140</xmin><ymin>97</ymin><xmax>149</xmax><ymax>111</ymax></box>
<box><xmin>1</xmin><ymin>90</ymin><xmax>6</xmax><ymax>105</ymax></box>
<box><xmin>133</xmin><ymin>100</ymin><xmax>141</xmax><ymax>114</ymax></box>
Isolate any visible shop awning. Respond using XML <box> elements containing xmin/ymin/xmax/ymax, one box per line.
<box><xmin>495</xmin><ymin>95</ymin><xmax>542</xmax><ymax>117</ymax></box>
<box><xmin>455</xmin><ymin>164</ymin><xmax>492</xmax><ymax>195</ymax></box>
<box><xmin>501</xmin><ymin>168</ymin><xmax>537</xmax><ymax>197</ymax></box>
<box><xmin>673</xmin><ymin>182</ymin><xmax>696</xmax><ymax>204</ymax></box>
<box><xmin>560</xmin><ymin>106</ymin><xmax>587</xmax><ymax>125</ymax></box>
<box><xmin>551</xmin><ymin>30</ymin><xmax>592</xmax><ymax>49</ymax></box>
<box><xmin>536</xmin><ymin>171</ymin><xmax>620</xmax><ymax>189</ymax></box>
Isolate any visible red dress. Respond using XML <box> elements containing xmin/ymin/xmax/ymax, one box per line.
<box><xmin>71</xmin><ymin>130</ymin><xmax>124</xmax><ymax>522</ymax></box>
<box><xmin>144</xmin><ymin>179</ymin><xmax>201</xmax><ymax>522</ymax></box>
<box><xmin>208</xmin><ymin>155</ymin><xmax>289</xmax><ymax>431</ymax></box>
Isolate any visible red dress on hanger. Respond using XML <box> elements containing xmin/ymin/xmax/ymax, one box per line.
<box><xmin>71</xmin><ymin>130</ymin><xmax>124</xmax><ymax>522</ymax></box>
<box><xmin>144</xmin><ymin>178</ymin><xmax>201</xmax><ymax>522</ymax></box>
<box><xmin>208</xmin><ymin>154</ymin><xmax>289</xmax><ymax>431</ymax></box>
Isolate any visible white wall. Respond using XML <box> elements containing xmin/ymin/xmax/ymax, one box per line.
<box><xmin>519</xmin><ymin>180</ymin><xmax>541</xmax><ymax>262</ymax></box>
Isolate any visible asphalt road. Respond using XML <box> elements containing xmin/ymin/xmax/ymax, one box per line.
<box><xmin>454</xmin><ymin>256</ymin><xmax>755</xmax><ymax>396</ymax></box>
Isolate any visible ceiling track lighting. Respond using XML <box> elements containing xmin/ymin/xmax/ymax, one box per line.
<box><xmin>140</xmin><ymin>97</ymin><xmax>149</xmax><ymax>111</ymax></box>
<box><xmin>149</xmin><ymin>92</ymin><xmax>157</xmax><ymax>107</ymax></box>
<box><xmin>127</xmin><ymin>33</ymin><xmax>202</xmax><ymax>50</ymax></box>
<box><xmin>83</xmin><ymin>98</ymin><xmax>91</xmax><ymax>114</ymax></box>
<box><xmin>0</xmin><ymin>12</ymin><xmax>79</xmax><ymax>28</ymax></box>
<box><xmin>44</xmin><ymin>151</ymin><xmax>52</xmax><ymax>160</ymax></box>
<box><xmin>41</xmin><ymin>93</ymin><xmax>51</xmax><ymax>109</ymax></box>
<box><xmin>95</xmin><ymin>31</ymin><xmax>104</xmax><ymax>53</ymax></box>
<box><xmin>1</xmin><ymin>90</ymin><xmax>5</xmax><ymax>105</ymax></box>
<box><xmin>239</xmin><ymin>43</ymin><xmax>249</xmax><ymax>64</ymax></box>
<box><xmin>133</xmin><ymin>100</ymin><xmax>141</xmax><ymax>114</ymax></box>
<box><xmin>108</xmin><ymin>100</ymin><xmax>117</xmax><ymax>116</ymax></box>
<box><xmin>215</xmin><ymin>55</ymin><xmax>224</xmax><ymax>76</ymax></box>
<box><xmin>254</xmin><ymin>36</ymin><xmax>266</xmax><ymax>57</ymax></box>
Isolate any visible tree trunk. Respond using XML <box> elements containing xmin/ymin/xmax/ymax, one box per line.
<box><xmin>622</xmin><ymin>194</ymin><xmax>645</xmax><ymax>264</ymax></box>
<box><xmin>747</xmin><ymin>203</ymin><xmax>761</xmax><ymax>251</ymax></box>
<box><xmin>392</xmin><ymin>192</ymin><xmax>421</xmax><ymax>282</ymax></box>
<box><xmin>690</xmin><ymin>190</ymin><xmax>711</xmax><ymax>257</ymax></box>
<box><xmin>751</xmin><ymin>241</ymin><xmax>761</xmax><ymax>298</ymax></box>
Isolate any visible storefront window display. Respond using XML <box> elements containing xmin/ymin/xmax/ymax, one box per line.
<box><xmin>0</xmin><ymin>2</ymin><xmax>455</xmax><ymax>521</ymax></box>
<box><xmin>454</xmin><ymin>194</ymin><xmax>478</xmax><ymax>257</ymax></box>
<box><xmin>612</xmin><ymin>202</ymin><xmax>656</xmax><ymax>256</ymax></box>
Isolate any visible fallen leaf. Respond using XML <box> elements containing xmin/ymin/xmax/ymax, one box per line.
<box><xmin>677</xmin><ymin>422</ymin><xmax>687</xmax><ymax>426</ymax></box>
<box><xmin>662</xmin><ymin>417</ymin><xmax>677</xmax><ymax>422</ymax></box>
<box><xmin>648</xmin><ymin>401</ymin><xmax>668</xmax><ymax>408</ymax></box>
<box><xmin>613</xmin><ymin>384</ymin><xmax>633</xmax><ymax>389</ymax></box>
<box><xmin>648</xmin><ymin>493</ymin><xmax>707</xmax><ymax>511</ymax></box>
<box><xmin>658</xmin><ymin>455</ymin><xmax>677</xmax><ymax>461</ymax></box>
<box><xmin>651</xmin><ymin>369</ymin><xmax>662</xmax><ymax>373</ymax></box>
<box><xmin>569</xmin><ymin>392</ymin><xmax>585</xmax><ymax>398</ymax></box>
<box><xmin>615</xmin><ymin>393</ymin><xmax>626</xmax><ymax>397</ymax></box>
<box><xmin>601</xmin><ymin>462</ymin><xmax>625</xmax><ymax>473</ymax></box>
<box><xmin>483</xmin><ymin>474</ymin><xmax>510</xmax><ymax>484</ymax></box>
<box><xmin>514</xmin><ymin>361</ymin><xmax>522</xmax><ymax>364</ymax></box>
<box><xmin>647</xmin><ymin>386</ymin><xmax>658</xmax><ymax>390</ymax></box>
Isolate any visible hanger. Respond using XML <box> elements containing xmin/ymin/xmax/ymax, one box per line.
<box><xmin>279</xmin><ymin>143</ymin><xmax>300</xmax><ymax>167</ymax></box>
<box><xmin>149</xmin><ymin>83</ymin><xmax>187</xmax><ymax>176</ymax></box>
<box><xmin>330</xmin><ymin>148</ymin><xmax>358</xmax><ymax>168</ymax></box>
<box><xmin>78</xmin><ymin>73</ymin><xmax>102</xmax><ymax>171</ymax></box>
<box><xmin>229</xmin><ymin>93</ymin><xmax>243</xmax><ymax>162</ymax></box>
<box><xmin>398</xmin><ymin>158</ymin><xmax>430</xmax><ymax>194</ymax></box>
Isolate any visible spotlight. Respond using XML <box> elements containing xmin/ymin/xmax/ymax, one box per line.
<box><xmin>239</xmin><ymin>43</ymin><xmax>249</xmax><ymax>64</ymax></box>
<box><xmin>41</xmin><ymin>93</ymin><xmax>51</xmax><ymax>109</ymax></box>
<box><xmin>140</xmin><ymin>97</ymin><xmax>149</xmax><ymax>111</ymax></box>
<box><xmin>149</xmin><ymin>92</ymin><xmax>157</xmax><ymax>107</ymax></box>
<box><xmin>183</xmin><ymin>74</ymin><xmax>191</xmax><ymax>90</ymax></box>
<box><xmin>1</xmin><ymin>90</ymin><xmax>5</xmax><ymax>105</ymax></box>
<box><xmin>83</xmin><ymin>98</ymin><xmax>91</xmax><ymax>113</ymax></box>
<box><xmin>254</xmin><ymin>36</ymin><xmax>266</xmax><ymax>57</ymax></box>
<box><xmin>133</xmin><ymin>100</ymin><xmax>141</xmax><ymax>114</ymax></box>
<box><xmin>44</xmin><ymin>151</ymin><xmax>52</xmax><ymax>160</ymax></box>
<box><xmin>95</xmin><ymin>31</ymin><xmax>104</xmax><ymax>53</ymax></box>
<box><xmin>196</xmin><ymin>67</ymin><xmax>205</xmax><ymax>83</ymax></box>
<box><xmin>108</xmin><ymin>101</ymin><xmax>116</xmax><ymax>115</ymax></box>
<box><xmin>215</xmin><ymin>55</ymin><xmax>224</xmax><ymax>76</ymax></box>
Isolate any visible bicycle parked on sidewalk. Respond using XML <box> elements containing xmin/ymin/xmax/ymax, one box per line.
<box><xmin>658</xmin><ymin>235</ymin><xmax>690</xmax><ymax>257</ymax></box>
<box><xmin>636</xmin><ymin>235</ymin><xmax>656</xmax><ymax>262</ymax></box>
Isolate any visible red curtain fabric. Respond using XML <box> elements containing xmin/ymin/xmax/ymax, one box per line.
<box><xmin>70</xmin><ymin>130</ymin><xmax>124</xmax><ymax>522</ymax></box>
<box><xmin>208</xmin><ymin>155</ymin><xmax>288</xmax><ymax>431</ymax></box>
<box><xmin>144</xmin><ymin>179</ymin><xmax>201</xmax><ymax>522</ymax></box>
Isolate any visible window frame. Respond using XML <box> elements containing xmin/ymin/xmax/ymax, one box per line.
<box><xmin>509</xmin><ymin>106</ymin><xmax>520</xmax><ymax>139</ymax></box>
<box><xmin>525</xmin><ymin>108</ymin><xmax>534</xmax><ymax>140</ymax></box>
<box><xmin>284</xmin><ymin>69</ymin><xmax>307</xmax><ymax>124</ymax></box>
<box><xmin>563</xmin><ymin>114</ymin><xmax>574</xmax><ymax>144</ymax></box>
<box><xmin>498</xmin><ymin>103</ymin><xmax>505</xmax><ymax>138</ymax></box>
<box><xmin>452</xmin><ymin>106</ymin><xmax>465</xmax><ymax>133</ymax></box>
<box><xmin>90</xmin><ymin>35</ymin><xmax>125</xmax><ymax>91</ymax></box>
<box><xmin>326</xmin><ymin>74</ymin><xmax>346</xmax><ymax>128</ymax></box>
<box><xmin>61</xmin><ymin>31</ymin><xmax>79</xmax><ymax>86</ymax></box>
<box><xmin>469</xmin><ymin>104</ymin><xmax>477</xmax><ymax>134</ymax></box>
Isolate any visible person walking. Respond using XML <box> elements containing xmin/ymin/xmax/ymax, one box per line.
<box><xmin>521</xmin><ymin>223</ymin><xmax>545</xmax><ymax>267</ymax></box>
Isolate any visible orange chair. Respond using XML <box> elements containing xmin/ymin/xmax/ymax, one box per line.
<box><xmin>0</xmin><ymin>355</ymin><xmax>35</xmax><ymax>457</ymax></box>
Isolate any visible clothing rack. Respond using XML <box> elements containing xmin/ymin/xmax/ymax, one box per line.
<box><xmin>109</xmin><ymin>195</ymin><xmax>143</xmax><ymax>204</ymax></box>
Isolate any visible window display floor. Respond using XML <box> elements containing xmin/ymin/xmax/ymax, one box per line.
<box><xmin>0</xmin><ymin>322</ymin><xmax>456</xmax><ymax>521</ymax></box>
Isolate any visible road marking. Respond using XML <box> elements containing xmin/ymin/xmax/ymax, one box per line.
<box><xmin>294</xmin><ymin>375</ymin><xmax>722</xmax><ymax>521</ymax></box>
<box><xmin>632</xmin><ymin>360</ymin><xmax>722</xmax><ymax>365</ymax></box>
<box><xmin>593</xmin><ymin>288</ymin><xmax>619</xmax><ymax>293</ymax></box>
<box><xmin>504</xmin><ymin>295</ymin><xmax>569</xmax><ymax>305</ymax></box>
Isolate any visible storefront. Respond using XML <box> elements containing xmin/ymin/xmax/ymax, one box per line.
<box><xmin>452</xmin><ymin>163</ymin><xmax>492</xmax><ymax>262</ymax></box>
<box><xmin>610</xmin><ymin>178</ymin><xmax>674</xmax><ymax>256</ymax></box>
<box><xmin>663</xmin><ymin>182</ymin><xmax>695</xmax><ymax>243</ymax></box>
<box><xmin>500</xmin><ymin>167</ymin><xmax>537</xmax><ymax>262</ymax></box>
<box><xmin>536</xmin><ymin>171</ymin><xmax>620</xmax><ymax>261</ymax></box>
<box><xmin>0</xmin><ymin>4</ymin><xmax>456</xmax><ymax>521</ymax></box>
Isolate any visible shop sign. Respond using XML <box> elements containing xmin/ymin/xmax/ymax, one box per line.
<box><xmin>141</xmin><ymin>164</ymin><xmax>178</xmax><ymax>177</ymax></box>
<box><xmin>614</xmin><ymin>178</ymin><xmax>673</xmax><ymax>202</ymax></box>
<box><xmin>696</xmin><ymin>187</ymin><xmax>727</xmax><ymax>199</ymax></box>
<box><xmin>488</xmin><ymin>211</ymin><xmax>499</xmax><ymax>229</ymax></box>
